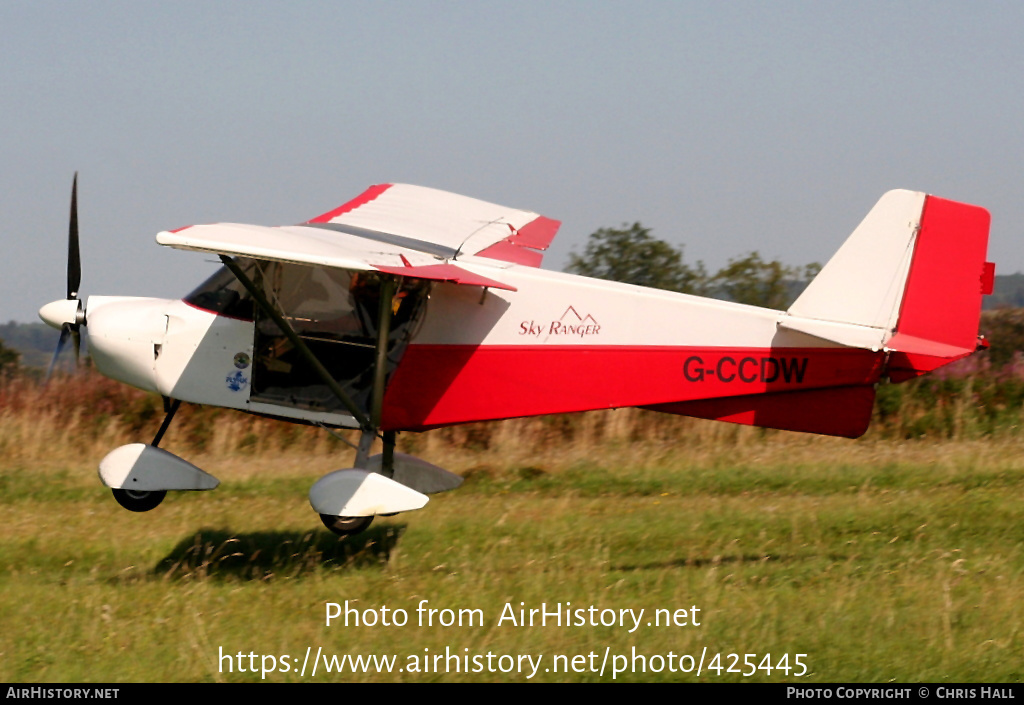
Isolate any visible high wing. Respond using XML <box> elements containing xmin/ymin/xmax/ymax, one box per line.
<box><xmin>156</xmin><ymin>184</ymin><xmax>561</xmax><ymax>291</ymax></box>
<box><xmin>307</xmin><ymin>183</ymin><xmax>561</xmax><ymax>265</ymax></box>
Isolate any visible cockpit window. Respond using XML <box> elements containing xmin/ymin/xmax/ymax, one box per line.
<box><xmin>250</xmin><ymin>263</ymin><xmax>430</xmax><ymax>415</ymax></box>
<box><xmin>184</xmin><ymin>259</ymin><xmax>257</xmax><ymax>320</ymax></box>
<box><xmin>186</xmin><ymin>258</ymin><xmax>430</xmax><ymax>417</ymax></box>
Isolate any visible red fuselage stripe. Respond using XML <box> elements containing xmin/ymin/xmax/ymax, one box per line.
<box><xmin>382</xmin><ymin>344</ymin><xmax>885</xmax><ymax>430</ymax></box>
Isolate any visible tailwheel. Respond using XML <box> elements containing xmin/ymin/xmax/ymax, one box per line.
<box><xmin>112</xmin><ymin>488</ymin><xmax>166</xmax><ymax>513</ymax></box>
<box><xmin>319</xmin><ymin>513</ymin><xmax>374</xmax><ymax>537</ymax></box>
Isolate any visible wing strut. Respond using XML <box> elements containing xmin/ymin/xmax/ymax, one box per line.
<box><xmin>219</xmin><ymin>256</ymin><xmax>398</xmax><ymax>475</ymax></box>
<box><xmin>361</xmin><ymin>276</ymin><xmax>398</xmax><ymax>475</ymax></box>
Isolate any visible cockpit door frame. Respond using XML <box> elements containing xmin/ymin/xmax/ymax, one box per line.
<box><xmin>219</xmin><ymin>256</ymin><xmax>404</xmax><ymax>476</ymax></box>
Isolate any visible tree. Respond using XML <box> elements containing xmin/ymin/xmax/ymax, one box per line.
<box><xmin>565</xmin><ymin>223</ymin><xmax>822</xmax><ymax>308</ymax></box>
<box><xmin>565</xmin><ymin>223</ymin><xmax>707</xmax><ymax>294</ymax></box>
<box><xmin>705</xmin><ymin>252</ymin><xmax>821</xmax><ymax>309</ymax></box>
<box><xmin>706</xmin><ymin>251</ymin><xmax>786</xmax><ymax>309</ymax></box>
<box><xmin>0</xmin><ymin>337</ymin><xmax>20</xmax><ymax>376</ymax></box>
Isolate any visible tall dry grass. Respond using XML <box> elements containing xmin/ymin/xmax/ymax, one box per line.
<box><xmin>3</xmin><ymin>356</ymin><xmax>1024</xmax><ymax>476</ymax></box>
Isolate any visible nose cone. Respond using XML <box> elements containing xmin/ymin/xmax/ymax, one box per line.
<box><xmin>86</xmin><ymin>296</ymin><xmax>173</xmax><ymax>392</ymax></box>
<box><xmin>39</xmin><ymin>299</ymin><xmax>84</xmax><ymax>330</ymax></box>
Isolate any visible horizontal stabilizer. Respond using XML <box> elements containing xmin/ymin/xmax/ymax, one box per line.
<box><xmin>884</xmin><ymin>333</ymin><xmax>976</xmax><ymax>382</ymax></box>
<box><xmin>777</xmin><ymin>316</ymin><xmax>887</xmax><ymax>350</ymax></box>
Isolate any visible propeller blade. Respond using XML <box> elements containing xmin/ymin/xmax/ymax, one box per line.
<box><xmin>45</xmin><ymin>173</ymin><xmax>86</xmax><ymax>383</ymax></box>
<box><xmin>67</xmin><ymin>173</ymin><xmax>81</xmax><ymax>301</ymax></box>
<box><xmin>46</xmin><ymin>324</ymin><xmax>71</xmax><ymax>383</ymax></box>
<box><xmin>71</xmin><ymin>326</ymin><xmax>81</xmax><ymax>365</ymax></box>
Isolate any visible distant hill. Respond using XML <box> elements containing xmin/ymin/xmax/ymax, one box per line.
<box><xmin>985</xmin><ymin>273</ymin><xmax>1024</xmax><ymax>309</ymax></box>
<box><xmin>0</xmin><ymin>321</ymin><xmax>58</xmax><ymax>369</ymax></box>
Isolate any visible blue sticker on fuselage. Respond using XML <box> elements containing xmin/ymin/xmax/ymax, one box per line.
<box><xmin>226</xmin><ymin>370</ymin><xmax>249</xmax><ymax>392</ymax></box>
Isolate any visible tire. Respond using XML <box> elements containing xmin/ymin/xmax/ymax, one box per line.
<box><xmin>319</xmin><ymin>513</ymin><xmax>374</xmax><ymax>537</ymax></box>
<box><xmin>112</xmin><ymin>488</ymin><xmax>167</xmax><ymax>512</ymax></box>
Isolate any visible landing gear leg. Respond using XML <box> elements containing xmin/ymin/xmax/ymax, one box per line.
<box><xmin>152</xmin><ymin>397</ymin><xmax>181</xmax><ymax>447</ymax></box>
<box><xmin>107</xmin><ymin>398</ymin><xmax>182</xmax><ymax>513</ymax></box>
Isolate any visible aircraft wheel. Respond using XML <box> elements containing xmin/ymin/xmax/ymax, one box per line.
<box><xmin>112</xmin><ymin>488</ymin><xmax>167</xmax><ymax>513</ymax></box>
<box><xmin>320</xmin><ymin>514</ymin><xmax>374</xmax><ymax>537</ymax></box>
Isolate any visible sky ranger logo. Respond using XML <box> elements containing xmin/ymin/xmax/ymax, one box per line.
<box><xmin>519</xmin><ymin>306</ymin><xmax>602</xmax><ymax>342</ymax></box>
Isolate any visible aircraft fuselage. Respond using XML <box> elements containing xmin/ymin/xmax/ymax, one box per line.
<box><xmin>83</xmin><ymin>259</ymin><xmax>881</xmax><ymax>439</ymax></box>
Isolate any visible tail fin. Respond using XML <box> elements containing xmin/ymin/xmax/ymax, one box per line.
<box><xmin>783</xmin><ymin>190</ymin><xmax>993</xmax><ymax>382</ymax></box>
<box><xmin>883</xmin><ymin>195</ymin><xmax>994</xmax><ymax>380</ymax></box>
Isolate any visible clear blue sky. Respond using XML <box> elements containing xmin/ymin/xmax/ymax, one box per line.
<box><xmin>4</xmin><ymin>1</ymin><xmax>1022</xmax><ymax>323</ymax></box>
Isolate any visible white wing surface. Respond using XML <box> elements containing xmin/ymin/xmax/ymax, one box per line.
<box><xmin>156</xmin><ymin>184</ymin><xmax>561</xmax><ymax>291</ymax></box>
<box><xmin>307</xmin><ymin>184</ymin><xmax>560</xmax><ymax>265</ymax></box>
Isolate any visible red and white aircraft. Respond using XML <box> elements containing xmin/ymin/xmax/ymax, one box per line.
<box><xmin>39</xmin><ymin>180</ymin><xmax>994</xmax><ymax>535</ymax></box>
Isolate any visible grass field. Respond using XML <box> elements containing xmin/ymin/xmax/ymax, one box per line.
<box><xmin>2</xmin><ymin>373</ymin><xmax>1023</xmax><ymax>682</ymax></box>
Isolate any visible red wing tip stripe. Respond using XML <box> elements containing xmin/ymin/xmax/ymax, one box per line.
<box><xmin>307</xmin><ymin>183</ymin><xmax>393</xmax><ymax>224</ymax></box>
<box><xmin>476</xmin><ymin>240</ymin><xmax>545</xmax><ymax>267</ymax></box>
<box><xmin>512</xmin><ymin>216</ymin><xmax>561</xmax><ymax>249</ymax></box>
<box><xmin>373</xmin><ymin>263</ymin><xmax>517</xmax><ymax>291</ymax></box>
<box><xmin>476</xmin><ymin>215</ymin><xmax>560</xmax><ymax>267</ymax></box>
<box><xmin>168</xmin><ymin>225</ymin><xmax>193</xmax><ymax>233</ymax></box>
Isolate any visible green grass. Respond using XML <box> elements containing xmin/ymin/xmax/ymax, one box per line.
<box><xmin>2</xmin><ymin>437</ymin><xmax>1023</xmax><ymax>683</ymax></box>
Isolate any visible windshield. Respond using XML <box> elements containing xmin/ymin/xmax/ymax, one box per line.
<box><xmin>184</xmin><ymin>259</ymin><xmax>257</xmax><ymax>320</ymax></box>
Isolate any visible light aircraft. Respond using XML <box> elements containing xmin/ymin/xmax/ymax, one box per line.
<box><xmin>39</xmin><ymin>177</ymin><xmax>994</xmax><ymax>536</ymax></box>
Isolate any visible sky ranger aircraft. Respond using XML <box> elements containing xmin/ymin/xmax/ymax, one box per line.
<box><xmin>39</xmin><ymin>178</ymin><xmax>994</xmax><ymax>536</ymax></box>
